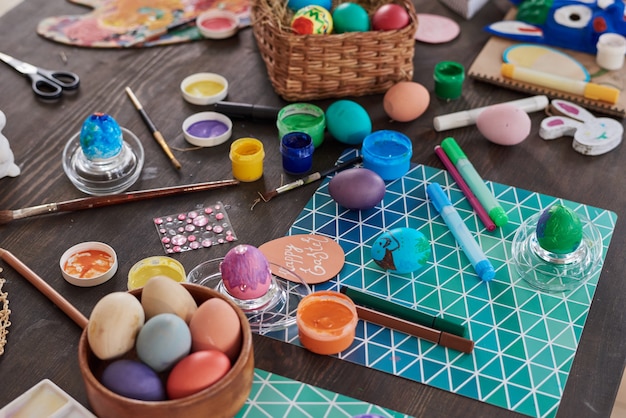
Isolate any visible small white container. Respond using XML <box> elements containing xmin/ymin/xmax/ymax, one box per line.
<box><xmin>180</xmin><ymin>72</ymin><xmax>228</xmax><ymax>105</ymax></box>
<box><xmin>182</xmin><ymin>111</ymin><xmax>233</xmax><ymax>147</ymax></box>
<box><xmin>60</xmin><ymin>242</ymin><xmax>118</xmax><ymax>287</ymax></box>
<box><xmin>197</xmin><ymin>9</ymin><xmax>239</xmax><ymax>39</ymax></box>
<box><xmin>596</xmin><ymin>33</ymin><xmax>626</xmax><ymax>70</ymax></box>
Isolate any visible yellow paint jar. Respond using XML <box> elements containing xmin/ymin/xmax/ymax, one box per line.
<box><xmin>229</xmin><ymin>137</ymin><xmax>265</xmax><ymax>182</ymax></box>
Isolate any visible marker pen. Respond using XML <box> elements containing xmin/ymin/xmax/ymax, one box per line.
<box><xmin>214</xmin><ymin>101</ymin><xmax>280</xmax><ymax>121</ymax></box>
<box><xmin>440</xmin><ymin>137</ymin><xmax>508</xmax><ymax>227</ymax></box>
<box><xmin>427</xmin><ymin>182</ymin><xmax>496</xmax><ymax>282</ymax></box>
<box><xmin>433</xmin><ymin>95</ymin><xmax>549</xmax><ymax>131</ymax></box>
<box><xmin>501</xmin><ymin>63</ymin><xmax>619</xmax><ymax>104</ymax></box>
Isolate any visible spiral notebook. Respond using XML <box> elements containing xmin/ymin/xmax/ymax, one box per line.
<box><xmin>468</xmin><ymin>9</ymin><xmax>626</xmax><ymax>118</ymax></box>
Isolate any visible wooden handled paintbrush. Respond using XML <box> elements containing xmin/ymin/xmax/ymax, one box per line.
<box><xmin>0</xmin><ymin>179</ymin><xmax>239</xmax><ymax>224</ymax></box>
<box><xmin>258</xmin><ymin>155</ymin><xmax>362</xmax><ymax>203</ymax></box>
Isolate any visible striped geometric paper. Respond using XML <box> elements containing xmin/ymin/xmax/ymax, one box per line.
<box><xmin>264</xmin><ymin>149</ymin><xmax>617</xmax><ymax>418</ymax></box>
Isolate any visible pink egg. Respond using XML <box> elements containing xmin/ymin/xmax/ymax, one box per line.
<box><xmin>189</xmin><ymin>298</ymin><xmax>242</xmax><ymax>361</ymax></box>
<box><xmin>372</xmin><ymin>4</ymin><xmax>410</xmax><ymax>31</ymax></box>
<box><xmin>220</xmin><ymin>244</ymin><xmax>272</xmax><ymax>300</ymax></box>
<box><xmin>166</xmin><ymin>350</ymin><xmax>231</xmax><ymax>399</ymax></box>
<box><xmin>476</xmin><ymin>103</ymin><xmax>531</xmax><ymax>146</ymax></box>
<box><xmin>383</xmin><ymin>81</ymin><xmax>430</xmax><ymax>122</ymax></box>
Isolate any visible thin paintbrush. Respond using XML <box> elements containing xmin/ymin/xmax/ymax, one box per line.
<box><xmin>259</xmin><ymin>155</ymin><xmax>362</xmax><ymax>202</ymax></box>
<box><xmin>125</xmin><ymin>87</ymin><xmax>182</xmax><ymax>170</ymax></box>
<box><xmin>0</xmin><ymin>179</ymin><xmax>239</xmax><ymax>224</ymax></box>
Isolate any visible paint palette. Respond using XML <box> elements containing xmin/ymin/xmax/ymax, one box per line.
<box><xmin>36</xmin><ymin>0</ymin><xmax>251</xmax><ymax>48</ymax></box>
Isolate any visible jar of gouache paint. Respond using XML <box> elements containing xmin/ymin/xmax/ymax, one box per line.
<box><xmin>229</xmin><ymin>137</ymin><xmax>265</xmax><ymax>182</ymax></box>
<box><xmin>280</xmin><ymin>132</ymin><xmax>314</xmax><ymax>175</ymax></box>
<box><xmin>277</xmin><ymin>103</ymin><xmax>326</xmax><ymax>148</ymax></box>
<box><xmin>361</xmin><ymin>130</ymin><xmax>412</xmax><ymax>180</ymax></box>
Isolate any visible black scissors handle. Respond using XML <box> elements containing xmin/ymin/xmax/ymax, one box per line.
<box><xmin>30</xmin><ymin>69</ymin><xmax>80</xmax><ymax>100</ymax></box>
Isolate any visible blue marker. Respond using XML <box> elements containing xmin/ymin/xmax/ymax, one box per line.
<box><xmin>427</xmin><ymin>182</ymin><xmax>496</xmax><ymax>281</ymax></box>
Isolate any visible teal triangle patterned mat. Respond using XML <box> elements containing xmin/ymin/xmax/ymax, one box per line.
<box><xmin>237</xmin><ymin>369</ymin><xmax>408</xmax><ymax>417</ymax></box>
<box><xmin>263</xmin><ymin>149</ymin><xmax>618</xmax><ymax>418</ymax></box>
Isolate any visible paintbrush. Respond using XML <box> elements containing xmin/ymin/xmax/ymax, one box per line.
<box><xmin>258</xmin><ymin>155</ymin><xmax>362</xmax><ymax>202</ymax></box>
<box><xmin>0</xmin><ymin>179</ymin><xmax>239</xmax><ymax>225</ymax></box>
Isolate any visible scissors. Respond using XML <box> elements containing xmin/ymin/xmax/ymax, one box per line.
<box><xmin>0</xmin><ymin>51</ymin><xmax>80</xmax><ymax>100</ymax></box>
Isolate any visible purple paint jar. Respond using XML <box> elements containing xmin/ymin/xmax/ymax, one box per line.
<box><xmin>182</xmin><ymin>111</ymin><xmax>233</xmax><ymax>147</ymax></box>
<box><xmin>280</xmin><ymin>132</ymin><xmax>314</xmax><ymax>175</ymax></box>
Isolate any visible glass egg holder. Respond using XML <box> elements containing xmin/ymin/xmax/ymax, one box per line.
<box><xmin>511</xmin><ymin>211</ymin><xmax>603</xmax><ymax>292</ymax></box>
<box><xmin>186</xmin><ymin>258</ymin><xmax>311</xmax><ymax>334</ymax></box>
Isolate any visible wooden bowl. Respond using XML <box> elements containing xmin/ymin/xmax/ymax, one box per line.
<box><xmin>78</xmin><ymin>283</ymin><xmax>254</xmax><ymax>418</ymax></box>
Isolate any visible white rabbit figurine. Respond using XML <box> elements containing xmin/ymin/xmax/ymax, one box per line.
<box><xmin>0</xmin><ymin>110</ymin><xmax>20</xmax><ymax>178</ymax></box>
<box><xmin>539</xmin><ymin>100</ymin><xmax>623</xmax><ymax>156</ymax></box>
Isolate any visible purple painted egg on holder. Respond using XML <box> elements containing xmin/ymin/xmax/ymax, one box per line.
<box><xmin>220</xmin><ymin>244</ymin><xmax>272</xmax><ymax>300</ymax></box>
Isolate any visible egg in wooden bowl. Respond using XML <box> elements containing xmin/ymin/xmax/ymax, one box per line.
<box><xmin>78</xmin><ymin>283</ymin><xmax>254</xmax><ymax>418</ymax></box>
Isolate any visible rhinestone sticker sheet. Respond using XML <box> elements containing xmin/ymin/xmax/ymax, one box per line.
<box><xmin>153</xmin><ymin>202</ymin><xmax>237</xmax><ymax>253</ymax></box>
<box><xmin>265</xmin><ymin>149</ymin><xmax>617</xmax><ymax>418</ymax></box>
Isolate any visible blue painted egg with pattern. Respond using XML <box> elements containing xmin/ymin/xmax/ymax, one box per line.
<box><xmin>371</xmin><ymin>227</ymin><xmax>431</xmax><ymax>274</ymax></box>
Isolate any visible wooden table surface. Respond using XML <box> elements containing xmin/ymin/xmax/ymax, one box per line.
<box><xmin>0</xmin><ymin>0</ymin><xmax>624</xmax><ymax>417</ymax></box>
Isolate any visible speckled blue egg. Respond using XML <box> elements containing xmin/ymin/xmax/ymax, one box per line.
<box><xmin>536</xmin><ymin>204</ymin><xmax>583</xmax><ymax>254</ymax></box>
<box><xmin>371</xmin><ymin>227</ymin><xmax>431</xmax><ymax>274</ymax></box>
<box><xmin>287</xmin><ymin>0</ymin><xmax>331</xmax><ymax>12</ymax></box>
<box><xmin>220</xmin><ymin>244</ymin><xmax>272</xmax><ymax>300</ymax></box>
<box><xmin>135</xmin><ymin>313</ymin><xmax>192</xmax><ymax>372</ymax></box>
<box><xmin>328</xmin><ymin>168</ymin><xmax>385</xmax><ymax>210</ymax></box>
<box><xmin>79</xmin><ymin>113</ymin><xmax>123</xmax><ymax>160</ymax></box>
<box><xmin>101</xmin><ymin>359</ymin><xmax>166</xmax><ymax>401</ymax></box>
<box><xmin>325</xmin><ymin>100</ymin><xmax>372</xmax><ymax>145</ymax></box>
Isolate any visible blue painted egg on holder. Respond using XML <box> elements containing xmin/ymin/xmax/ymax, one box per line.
<box><xmin>371</xmin><ymin>227</ymin><xmax>431</xmax><ymax>274</ymax></box>
<box><xmin>79</xmin><ymin>113</ymin><xmax>123</xmax><ymax>160</ymax></box>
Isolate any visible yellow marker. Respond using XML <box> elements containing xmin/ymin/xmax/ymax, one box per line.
<box><xmin>501</xmin><ymin>63</ymin><xmax>619</xmax><ymax>104</ymax></box>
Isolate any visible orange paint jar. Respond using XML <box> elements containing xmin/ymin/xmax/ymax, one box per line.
<box><xmin>296</xmin><ymin>291</ymin><xmax>358</xmax><ymax>355</ymax></box>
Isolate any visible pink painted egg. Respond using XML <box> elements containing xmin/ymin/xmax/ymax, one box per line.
<box><xmin>476</xmin><ymin>103</ymin><xmax>531</xmax><ymax>146</ymax></box>
<box><xmin>220</xmin><ymin>244</ymin><xmax>272</xmax><ymax>300</ymax></box>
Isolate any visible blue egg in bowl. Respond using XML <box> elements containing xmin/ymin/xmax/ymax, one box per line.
<box><xmin>371</xmin><ymin>227</ymin><xmax>431</xmax><ymax>274</ymax></box>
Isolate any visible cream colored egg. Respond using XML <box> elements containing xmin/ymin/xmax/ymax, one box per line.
<box><xmin>87</xmin><ymin>292</ymin><xmax>145</xmax><ymax>360</ymax></box>
<box><xmin>383</xmin><ymin>81</ymin><xmax>430</xmax><ymax>122</ymax></box>
<box><xmin>141</xmin><ymin>276</ymin><xmax>198</xmax><ymax>323</ymax></box>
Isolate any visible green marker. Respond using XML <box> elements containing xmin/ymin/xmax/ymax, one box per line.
<box><xmin>340</xmin><ymin>286</ymin><xmax>467</xmax><ymax>337</ymax></box>
<box><xmin>440</xmin><ymin>137</ymin><xmax>508</xmax><ymax>227</ymax></box>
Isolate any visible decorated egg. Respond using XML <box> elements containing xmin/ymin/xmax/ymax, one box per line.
<box><xmin>80</xmin><ymin>113</ymin><xmax>123</xmax><ymax>160</ymax></box>
<box><xmin>332</xmin><ymin>3</ymin><xmax>370</xmax><ymax>33</ymax></box>
<box><xmin>220</xmin><ymin>244</ymin><xmax>272</xmax><ymax>300</ymax></box>
<box><xmin>189</xmin><ymin>298</ymin><xmax>242</xmax><ymax>362</ymax></box>
<box><xmin>87</xmin><ymin>292</ymin><xmax>145</xmax><ymax>360</ymax></box>
<box><xmin>535</xmin><ymin>204</ymin><xmax>583</xmax><ymax>254</ymax></box>
<box><xmin>101</xmin><ymin>360</ymin><xmax>166</xmax><ymax>401</ymax></box>
<box><xmin>371</xmin><ymin>227</ymin><xmax>431</xmax><ymax>274</ymax></box>
<box><xmin>291</xmin><ymin>5</ymin><xmax>333</xmax><ymax>35</ymax></box>
<box><xmin>135</xmin><ymin>313</ymin><xmax>192</xmax><ymax>372</ymax></box>
<box><xmin>383</xmin><ymin>81</ymin><xmax>430</xmax><ymax>122</ymax></box>
<box><xmin>325</xmin><ymin>100</ymin><xmax>372</xmax><ymax>145</ymax></box>
<box><xmin>328</xmin><ymin>168</ymin><xmax>386</xmax><ymax>210</ymax></box>
<box><xmin>167</xmin><ymin>350</ymin><xmax>231</xmax><ymax>399</ymax></box>
<box><xmin>141</xmin><ymin>276</ymin><xmax>198</xmax><ymax>323</ymax></box>
<box><xmin>287</xmin><ymin>0</ymin><xmax>331</xmax><ymax>11</ymax></box>
<box><xmin>372</xmin><ymin>4</ymin><xmax>410</xmax><ymax>31</ymax></box>
<box><xmin>476</xmin><ymin>103</ymin><xmax>531</xmax><ymax>146</ymax></box>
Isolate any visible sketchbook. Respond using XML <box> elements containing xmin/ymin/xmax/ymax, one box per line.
<box><xmin>468</xmin><ymin>9</ymin><xmax>626</xmax><ymax>118</ymax></box>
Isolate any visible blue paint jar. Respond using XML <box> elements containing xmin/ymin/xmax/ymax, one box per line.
<box><xmin>280</xmin><ymin>132</ymin><xmax>314</xmax><ymax>175</ymax></box>
<box><xmin>361</xmin><ymin>130</ymin><xmax>412</xmax><ymax>180</ymax></box>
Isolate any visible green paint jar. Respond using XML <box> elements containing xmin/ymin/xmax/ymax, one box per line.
<box><xmin>277</xmin><ymin>103</ymin><xmax>326</xmax><ymax>148</ymax></box>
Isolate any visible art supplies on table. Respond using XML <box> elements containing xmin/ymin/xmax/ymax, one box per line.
<box><xmin>469</xmin><ymin>9</ymin><xmax>626</xmax><ymax>118</ymax></box>
<box><xmin>36</xmin><ymin>0</ymin><xmax>251</xmax><ymax>48</ymax></box>
<box><xmin>263</xmin><ymin>149</ymin><xmax>616</xmax><ymax>418</ymax></box>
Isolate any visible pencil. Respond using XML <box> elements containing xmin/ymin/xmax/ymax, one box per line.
<box><xmin>340</xmin><ymin>286</ymin><xmax>467</xmax><ymax>337</ymax></box>
<box><xmin>354</xmin><ymin>304</ymin><xmax>474</xmax><ymax>353</ymax></box>
<box><xmin>435</xmin><ymin>145</ymin><xmax>496</xmax><ymax>232</ymax></box>
<box><xmin>0</xmin><ymin>248</ymin><xmax>88</xmax><ymax>329</ymax></box>
<box><xmin>125</xmin><ymin>87</ymin><xmax>182</xmax><ymax>170</ymax></box>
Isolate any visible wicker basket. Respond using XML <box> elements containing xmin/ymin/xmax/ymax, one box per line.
<box><xmin>251</xmin><ymin>0</ymin><xmax>418</xmax><ymax>101</ymax></box>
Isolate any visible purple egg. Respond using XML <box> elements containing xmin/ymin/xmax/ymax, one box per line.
<box><xmin>328</xmin><ymin>168</ymin><xmax>386</xmax><ymax>210</ymax></box>
<box><xmin>101</xmin><ymin>359</ymin><xmax>166</xmax><ymax>401</ymax></box>
<box><xmin>220</xmin><ymin>244</ymin><xmax>272</xmax><ymax>300</ymax></box>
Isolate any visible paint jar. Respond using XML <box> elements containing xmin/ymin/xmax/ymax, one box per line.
<box><xmin>596</xmin><ymin>33</ymin><xmax>626</xmax><ymax>70</ymax></box>
<box><xmin>361</xmin><ymin>130</ymin><xmax>412</xmax><ymax>180</ymax></box>
<box><xmin>280</xmin><ymin>132</ymin><xmax>314</xmax><ymax>175</ymax></box>
<box><xmin>127</xmin><ymin>256</ymin><xmax>187</xmax><ymax>290</ymax></box>
<box><xmin>182</xmin><ymin>112</ymin><xmax>232</xmax><ymax>147</ymax></box>
<box><xmin>433</xmin><ymin>61</ymin><xmax>465</xmax><ymax>100</ymax></box>
<box><xmin>277</xmin><ymin>103</ymin><xmax>326</xmax><ymax>148</ymax></box>
<box><xmin>296</xmin><ymin>291</ymin><xmax>358</xmax><ymax>355</ymax></box>
<box><xmin>180</xmin><ymin>73</ymin><xmax>229</xmax><ymax>105</ymax></box>
<box><xmin>229</xmin><ymin>137</ymin><xmax>265</xmax><ymax>182</ymax></box>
